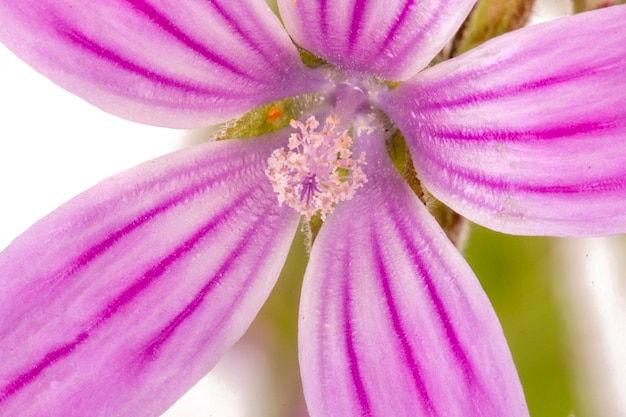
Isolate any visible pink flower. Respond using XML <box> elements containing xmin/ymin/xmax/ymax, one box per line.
<box><xmin>1</xmin><ymin>1</ymin><xmax>625</xmax><ymax>416</ymax></box>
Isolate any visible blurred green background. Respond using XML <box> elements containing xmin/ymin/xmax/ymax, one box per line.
<box><xmin>465</xmin><ymin>227</ymin><xmax>574</xmax><ymax>417</ymax></box>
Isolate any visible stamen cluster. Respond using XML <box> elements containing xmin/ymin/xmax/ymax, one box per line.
<box><xmin>266</xmin><ymin>115</ymin><xmax>367</xmax><ymax>219</ymax></box>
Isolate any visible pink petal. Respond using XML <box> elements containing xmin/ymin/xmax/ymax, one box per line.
<box><xmin>299</xmin><ymin>133</ymin><xmax>528</xmax><ymax>416</ymax></box>
<box><xmin>0</xmin><ymin>134</ymin><xmax>299</xmax><ymax>416</ymax></box>
<box><xmin>0</xmin><ymin>0</ymin><xmax>326</xmax><ymax>128</ymax></box>
<box><xmin>278</xmin><ymin>0</ymin><xmax>475</xmax><ymax>81</ymax></box>
<box><xmin>379</xmin><ymin>6</ymin><xmax>626</xmax><ymax>236</ymax></box>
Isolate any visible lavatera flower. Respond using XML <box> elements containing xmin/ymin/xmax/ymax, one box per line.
<box><xmin>1</xmin><ymin>1</ymin><xmax>625</xmax><ymax>416</ymax></box>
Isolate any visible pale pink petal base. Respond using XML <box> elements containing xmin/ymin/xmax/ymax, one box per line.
<box><xmin>0</xmin><ymin>134</ymin><xmax>299</xmax><ymax>417</ymax></box>
<box><xmin>278</xmin><ymin>0</ymin><xmax>475</xmax><ymax>80</ymax></box>
<box><xmin>299</xmin><ymin>134</ymin><xmax>528</xmax><ymax>416</ymax></box>
<box><xmin>0</xmin><ymin>0</ymin><xmax>326</xmax><ymax>128</ymax></box>
<box><xmin>379</xmin><ymin>6</ymin><xmax>626</xmax><ymax>236</ymax></box>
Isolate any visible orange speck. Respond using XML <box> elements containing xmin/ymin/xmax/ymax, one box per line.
<box><xmin>266</xmin><ymin>107</ymin><xmax>282</xmax><ymax>122</ymax></box>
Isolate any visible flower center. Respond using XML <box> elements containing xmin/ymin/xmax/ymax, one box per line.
<box><xmin>265</xmin><ymin>115</ymin><xmax>367</xmax><ymax>220</ymax></box>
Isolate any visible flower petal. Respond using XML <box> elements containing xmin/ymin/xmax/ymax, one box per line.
<box><xmin>0</xmin><ymin>0</ymin><xmax>325</xmax><ymax>128</ymax></box>
<box><xmin>379</xmin><ymin>6</ymin><xmax>626</xmax><ymax>236</ymax></box>
<box><xmin>299</xmin><ymin>134</ymin><xmax>528</xmax><ymax>416</ymax></box>
<box><xmin>278</xmin><ymin>0</ymin><xmax>475</xmax><ymax>80</ymax></box>
<box><xmin>0</xmin><ymin>134</ymin><xmax>299</xmax><ymax>416</ymax></box>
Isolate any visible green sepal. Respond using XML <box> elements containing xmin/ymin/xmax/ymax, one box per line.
<box><xmin>572</xmin><ymin>0</ymin><xmax>625</xmax><ymax>13</ymax></box>
<box><xmin>302</xmin><ymin>214</ymin><xmax>324</xmax><ymax>253</ymax></box>
<box><xmin>450</xmin><ymin>0</ymin><xmax>536</xmax><ymax>57</ymax></box>
<box><xmin>296</xmin><ymin>44</ymin><xmax>328</xmax><ymax>68</ymax></box>
<box><xmin>215</xmin><ymin>97</ymin><xmax>306</xmax><ymax>140</ymax></box>
<box><xmin>386</xmin><ymin>130</ymin><xmax>469</xmax><ymax>248</ymax></box>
